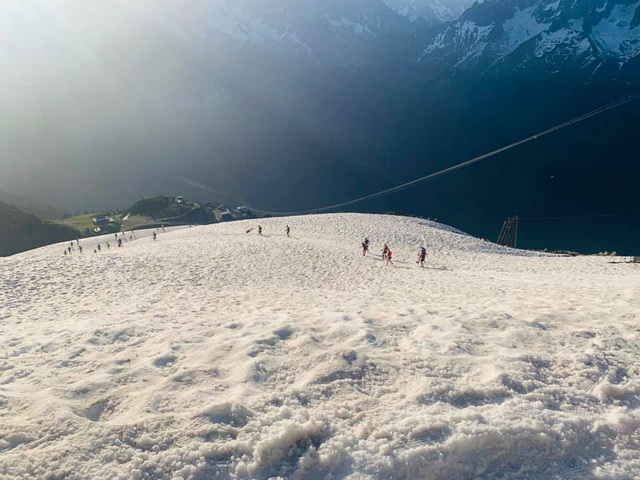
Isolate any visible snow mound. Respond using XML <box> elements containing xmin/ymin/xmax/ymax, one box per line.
<box><xmin>1</xmin><ymin>213</ymin><xmax>639</xmax><ymax>479</ymax></box>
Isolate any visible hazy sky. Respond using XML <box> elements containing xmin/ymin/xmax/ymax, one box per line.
<box><xmin>0</xmin><ymin>1</ymin><xmax>395</xmax><ymax>210</ymax></box>
<box><xmin>0</xmin><ymin>2</ymin><xmax>242</xmax><ymax>209</ymax></box>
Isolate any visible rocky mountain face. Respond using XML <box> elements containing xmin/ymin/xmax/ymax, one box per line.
<box><xmin>415</xmin><ymin>0</ymin><xmax>640</xmax><ymax>82</ymax></box>
<box><xmin>384</xmin><ymin>0</ymin><xmax>474</xmax><ymax>26</ymax></box>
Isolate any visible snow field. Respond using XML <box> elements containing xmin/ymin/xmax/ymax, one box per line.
<box><xmin>0</xmin><ymin>214</ymin><xmax>639</xmax><ymax>479</ymax></box>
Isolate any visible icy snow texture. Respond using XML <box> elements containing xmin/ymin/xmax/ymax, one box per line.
<box><xmin>1</xmin><ymin>214</ymin><xmax>639</xmax><ymax>479</ymax></box>
<box><xmin>591</xmin><ymin>1</ymin><xmax>640</xmax><ymax>60</ymax></box>
<box><xmin>420</xmin><ymin>0</ymin><xmax>640</xmax><ymax>68</ymax></box>
<box><xmin>501</xmin><ymin>6</ymin><xmax>551</xmax><ymax>55</ymax></box>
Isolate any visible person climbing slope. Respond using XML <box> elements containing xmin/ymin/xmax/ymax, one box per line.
<box><xmin>386</xmin><ymin>247</ymin><xmax>394</xmax><ymax>266</ymax></box>
<box><xmin>362</xmin><ymin>239</ymin><xmax>369</xmax><ymax>256</ymax></box>
<box><xmin>417</xmin><ymin>247</ymin><xmax>427</xmax><ymax>268</ymax></box>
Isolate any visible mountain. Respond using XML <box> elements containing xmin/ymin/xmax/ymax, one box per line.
<box><xmin>0</xmin><ymin>202</ymin><xmax>78</xmax><ymax>257</ymax></box>
<box><xmin>75</xmin><ymin>0</ymin><xmax>412</xmax><ymax>65</ymax></box>
<box><xmin>1</xmin><ymin>1</ymin><xmax>639</xmax><ymax>254</ymax></box>
<box><xmin>2</xmin><ymin>214</ymin><xmax>639</xmax><ymax>478</ymax></box>
<box><xmin>385</xmin><ymin>0</ymin><xmax>475</xmax><ymax>26</ymax></box>
<box><xmin>0</xmin><ymin>190</ymin><xmax>65</xmax><ymax>220</ymax></box>
<box><xmin>416</xmin><ymin>0</ymin><xmax>640</xmax><ymax>81</ymax></box>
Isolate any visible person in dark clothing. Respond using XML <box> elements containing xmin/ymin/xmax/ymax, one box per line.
<box><xmin>286</xmin><ymin>225</ymin><xmax>291</xmax><ymax>237</ymax></box>
<box><xmin>362</xmin><ymin>240</ymin><xmax>369</xmax><ymax>256</ymax></box>
<box><xmin>258</xmin><ymin>226</ymin><xmax>263</xmax><ymax>236</ymax></box>
<box><xmin>153</xmin><ymin>231</ymin><xmax>157</xmax><ymax>242</ymax></box>
<box><xmin>418</xmin><ymin>247</ymin><xmax>427</xmax><ymax>268</ymax></box>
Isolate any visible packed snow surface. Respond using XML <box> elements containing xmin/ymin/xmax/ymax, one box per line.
<box><xmin>1</xmin><ymin>214</ymin><xmax>639</xmax><ymax>479</ymax></box>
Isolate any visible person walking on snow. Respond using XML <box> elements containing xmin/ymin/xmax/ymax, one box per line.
<box><xmin>286</xmin><ymin>225</ymin><xmax>291</xmax><ymax>237</ymax></box>
<box><xmin>417</xmin><ymin>247</ymin><xmax>427</xmax><ymax>268</ymax></box>
<box><xmin>386</xmin><ymin>247</ymin><xmax>394</xmax><ymax>266</ymax></box>
<box><xmin>362</xmin><ymin>238</ymin><xmax>370</xmax><ymax>256</ymax></box>
<box><xmin>258</xmin><ymin>225</ymin><xmax>263</xmax><ymax>236</ymax></box>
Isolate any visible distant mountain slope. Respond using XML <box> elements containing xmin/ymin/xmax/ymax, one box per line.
<box><xmin>416</xmin><ymin>0</ymin><xmax>640</xmax><ymax>81</ymax></box>
<box><xmin>0</xmin><ymin>190</ymin><xmax>65</xmax><ymax>220</ymax></box>
<box><xmin>0</xmin><ymin>202</ymin><xmax>78</xmax><ymax>257</ymax></box>
<box><xmin>1</xmin><ymin>0</ymin><xmax>639</xmax><ymax>254</ymax></box>
<box><xmin>384</xmin><ymin>0</ymin><xmax>474</xmax><ymax>26</ymax></box>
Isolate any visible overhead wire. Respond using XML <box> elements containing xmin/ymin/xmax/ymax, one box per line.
<box><xmin>248</xmin><ymin>90</ymin><xmax>640</xmax><ymax>216</ymax></box>
<box><xmin>520</xmin><ymin>211</ymin><xmax>640</xmax><ymax>221</ymax></box>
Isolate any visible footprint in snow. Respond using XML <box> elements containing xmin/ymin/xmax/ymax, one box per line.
<box><xmin>153</xmin><ymin>355</ymin><xmax>178</xmax><ymax>368</ymax></box>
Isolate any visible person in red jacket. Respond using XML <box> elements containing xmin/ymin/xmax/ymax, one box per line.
<box><xmin>386</xmin><ymin>248</ymin><xmax>394</xmax><ymax>266</ymax></box>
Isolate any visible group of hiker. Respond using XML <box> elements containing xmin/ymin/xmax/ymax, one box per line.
<box><xmin>63</xmin><ymin>230</ymin><xmax>155</xmax><ymax>256</ymax></box>
<box><xmin>247</xmin><ymin>225</ymin><xmax>428</xmax><ymax>268</ymax></box>
<box><xmin>65</xmin><ymin>223</ymin><xmax>428</xmax><ymax>268</ymax></box>
<box><xmin>248</xmin><ymin>225</ymin><xmax>291</xmax><ymax>237</ymax></box>
<box><xmin>362</xmin><ymin>237</ymin><xmax>428</xmax><ymax>268</ymax></box>
<box><xmin>63</xmin><ymin>239</ymin><xmax>83</xmax><ymax>256</ymax></box>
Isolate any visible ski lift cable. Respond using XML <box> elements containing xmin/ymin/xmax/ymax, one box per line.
<box><xmin>249</xmin><ymin>91</ymin><xmax>640</xmax><ymax>216</ymax></box>
<box><xmin>520</xmin><ymin>211</ymin><xmax>640</xmax><ymax>221</ymax></box>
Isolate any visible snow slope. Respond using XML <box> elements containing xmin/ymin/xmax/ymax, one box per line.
<box><xmin>1</xmin><ymin>214</ymin><xmax>639</xmax><ymax>479</ymax></box>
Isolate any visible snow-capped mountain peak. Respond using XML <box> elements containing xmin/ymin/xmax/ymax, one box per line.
<box><xmin>418</xmin><ymin>0</ymin><xmax>640</xmax><ymax>78</ymax></box>
<box><xmin>384</xmin><ymin>0</ymin><xmax>475</xmax><ymax>25</ymax></box>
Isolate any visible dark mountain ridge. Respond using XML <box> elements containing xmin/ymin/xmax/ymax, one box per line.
<box><xmin>0</xmin><ymin>202</ymin><xmax>78</xmax><ymax>257</ymax></box>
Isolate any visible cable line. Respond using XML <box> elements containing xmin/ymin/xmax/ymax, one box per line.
<box><xmin>249</xmin><ymin>91</ymin><xmax>640</xmax><ymax>216</ymax></box>
<box><xmin>520</xmin><ymin>211</ymin><xmax>640</xmax><ymax>221</ymax></box>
